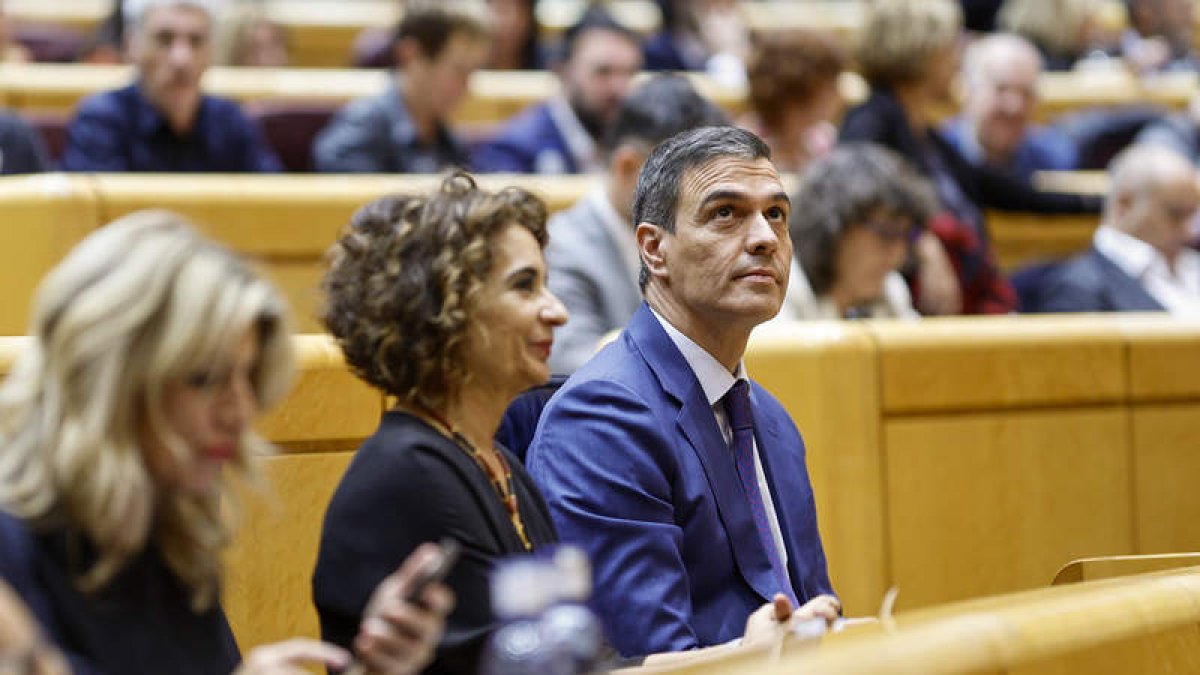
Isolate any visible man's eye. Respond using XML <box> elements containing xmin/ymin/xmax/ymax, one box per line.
<box><xmin>766</xmin><ymin>207</ymin><xmax>786</xmax><ymax>220</ymax></box>
<box><xmin>715</xmin><ymin>206</ymin><xmax>734</xmax><ymax>218</ymax></box>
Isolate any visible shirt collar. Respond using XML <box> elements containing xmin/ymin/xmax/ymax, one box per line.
<box><xmin>1094</xmin><ymin>225</ymin><xmax>1159</xmax><ymax>279</ymax></box>
<box><xmin>132</xmin><ymin>82</ymin><xmax>203</xmax><ymax>140</ymax></box>
<box><xmin>649</xmin><ymin>306</ymin><xmax>746</xmax><ymax>406</ymax></box>
<box><xmin>547</xmin><ymin>96</ymin><xmax>600</xmax><ymax>172</ymax></box>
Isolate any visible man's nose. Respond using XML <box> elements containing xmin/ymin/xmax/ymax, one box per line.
<box><xmin>746</xmin><ymin>212</ymin><xmax>781</xmax><ymax>253</ymax></box>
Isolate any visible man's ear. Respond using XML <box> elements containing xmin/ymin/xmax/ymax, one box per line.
<box><xmin>394</xmin><ymin>38</ymin><xmax>419</xmax><ymax>68</ymax></box>
<box><xmin>611</xmin><ymin>146</ymin><xmax>644</xmax><ymax>186</ymax></box>
<box><xmin>637</xmin><ymin>221</ymin><xmax>668</xmax><ymax>283</ymax></box>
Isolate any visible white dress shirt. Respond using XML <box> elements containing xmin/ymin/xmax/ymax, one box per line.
<box><xmin>650</xmin><ymin>308</ymin><xmax>792</xmax><ymax>580</ymax></box>
<box><xmin>1094</xmin><ymin>225</ymin><xmax>1200</xmax><ymax>317</ymax></box>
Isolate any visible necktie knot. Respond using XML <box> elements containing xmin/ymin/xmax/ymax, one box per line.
<box><xmin>724</xmin><ymin>379</ymin><xmax>754</xmax><ymax>433</ymax></box>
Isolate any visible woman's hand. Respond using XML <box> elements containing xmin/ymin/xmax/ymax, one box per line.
<box><xmin>354</xmin><ymin>542</ymin><xmax>456</xmax><ymax>675</ymax></box>
<box><xmin>234</xmin><ymin>638</ymin><xmax>351</xmax><ymax>675</ymax></box>
<box><xmin>914</xmin><ymin>230</ymin><xmax>962</xmax><ymax>315</ymax></box>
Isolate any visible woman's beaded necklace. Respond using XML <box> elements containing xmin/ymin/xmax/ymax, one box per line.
<box><xmin>416</xmin><ymin>405</ymin><xmax>532</xmax><ymax>551</ymax></box>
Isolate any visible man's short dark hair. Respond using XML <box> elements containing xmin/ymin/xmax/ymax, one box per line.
<box><xmin>395</xmin><ymin>0</ymin><xmax>490</xmax><ymax>60</ymax></box>
<box><xmin>603</xmin><ymin>74</ymin><xmax>729</xmax><ymax>157</ymax></box>
<box><xmin>559</xmin><ymin>6</ymin><xmax>641</xmax><ymax>63</ymax></box>
<box><xmin>633</xmin><ymin>126</ymin><xmax>772</xmax><ymax>289</ymax></box>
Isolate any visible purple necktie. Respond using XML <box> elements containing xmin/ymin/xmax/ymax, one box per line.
<box><xmin>724</xmin><ymin>379</ymin><xmax>798</xmax><ymax>607</ymax></box>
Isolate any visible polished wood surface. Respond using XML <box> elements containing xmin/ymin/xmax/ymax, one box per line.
<box><xmin>1053</xmin><ymin>552</ymin><xmax>1200</xmax><ymax>584</ymax></box>
<box><xmin>885</xmin><ymin>407</ymin><xmax>1134</xmax><ymax>608</ymax></box>
<box><xmin>222</xmin><ymin>451</ymin><xmax>355</xmax><ymax>651</ymax></box>
<box><xmin>872</xmin><ymin>315</ymin><xmax>1126</xmax><ymax>413</ymax></box>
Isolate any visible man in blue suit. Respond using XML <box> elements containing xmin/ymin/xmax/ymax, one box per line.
<box><xmin>473</xmin><ymin>8</ymin><xmax>642</xmax><ymax>175</ymax></box>
<box><xmin>527</xmin><ymin>126</ymin><xmax>839</xmax><ymax>657</ymax></box>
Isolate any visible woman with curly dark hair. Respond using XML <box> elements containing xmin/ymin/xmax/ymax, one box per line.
<box><xmin>314</xmin><ymin>171</ymin><xmax>829</xmax><ymax>674</ymax></box>
<box><xmin>313</xmin><ymin>171</ymin><xmax>568</xmax><ymax>674</ymax></box>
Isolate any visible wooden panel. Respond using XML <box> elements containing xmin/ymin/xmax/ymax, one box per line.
<box><xmin>988</xmin><ymin>211</ymin><xmax>1100</xmax><ymax>271</ymax></box>
<box><xmin>0</xmin><ymin>174</ymin><xmax>100</xmax><ymax>335</ymax></box>
<box><xmin>1013</xmin><ymin>625</ymin><xmax>1200</xmax><ymax>675</ymax></box>
<box><xmin>1120</xmin><ymin>318</ymin><xmax>1200</xmax><ymax>400</ymax></box>
<box><xmin>256</xmin><ymin>335</ymin><xmax>381</xmax><ymax>452</ymax></box>
<box><xmin>872</xmin><ymin>316</ymin><xmax>1126</xmax><ymax>414</ymax></box>
<box><xmin>1132</xmin><ymin>404</ymin><xmax>1200</xmax><ymax>554</ymax></box>
<box><xmin>885</xmin><ymin>408</ymin><xmax>1134</xmax><ymax>609</ymax></box>
<box><xmin>222</xmin><ymin>451</ymin><xmax>354</xmax><ymax>652</ymax></box>
<box><xmin>746</xmin><ymin>321</ymin><xmax>884</xmax><ymax>617</ymax></box>
<box><xmin>1053</xmin><ymin>553</ymin><xmax>1200</xmax><ymax>585</ymax></box>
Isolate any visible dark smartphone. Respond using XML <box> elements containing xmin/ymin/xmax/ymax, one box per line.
<box><xmin>341</xmin><ymin>540</ymin><xmax>462</xmax><ymax>675</ymax></box>
<box><xmin>405</xmin><ymin>538</ymin><xmax>461</xmax><ymax>605</ymax></box>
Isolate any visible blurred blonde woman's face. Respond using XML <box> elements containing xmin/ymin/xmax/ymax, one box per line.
<box><xmin>140</xmin><ymin>328</ymin><xmax>261</xmax><ymax>495</ymax></box>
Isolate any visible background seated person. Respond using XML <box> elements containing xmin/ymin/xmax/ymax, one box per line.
<box><xmin>216</xmin><ymin>6</ymin><xmax>289</xmax><ymax>67</ymax></box>
<box><xmin>778</xmin><ymin>143</ymin><xmax>936</xmax><ymax>321</ymax></box>
<box><xmin>473</xmin><ymin>7</ymin><xmax>642</xmax><ymax>175</ymax></box>
<box><xmin>0</xmin><ymin>211</ymin><xmax>450</xmax><ymax>674</ymax></box>
<box><xmin>313</xmin><ymin>0</ymin><xmax>490</xmax><ymax>174</ymax></box>
<box><xmin>547</xmin><ymin>74</ymin><xmax>727</xmax><ymax>374</ymax></box>
<box><xmin>739</xmin><ymin>30</ymin><xmax>847</xmax><ymax>174</ymax></box>
<box><xmin>61</xmin><ymin>0</ymin><xmax>281</xmax><ymax>172</ymax></box>
<box><xmin>0</xmin><ymin>109</ymin><xmax>48</xmax><ymax>174</ymax></box>
<box><xmin>996</xmin><ymin>0</ymin><xmax>1110</xmax><ymax>71</ymax></box>
<box><xmin>1041</xmin><ymin>143</ymin><xmax>1200</xmax><ymax>315</ymax></box>
<box><xmin>643</xmin><ymin>0</ymin><xmax>751</xmax><ymax>88</ymax></box>
<box><xmin>528</xmin><ymin>127</ymin><xmax>840</xmax><ymax>658</ymax></box>
<box><xmin>942</xmin><ymin>33</ymin><xmax>1078</xmax><ymax>182</ymax></box>
<box><xmin>841</xmin><ymin>0</ymin><xmax>1101</xmax><ymax>316</ymax></box>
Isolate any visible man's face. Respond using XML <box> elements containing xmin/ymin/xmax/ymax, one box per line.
<box><xmin>1126</xmin><ymin>167</ymin><xmax>1200</xmax><ymax>262</ymax></box>
<box><xmin>130</xmin><ymin>4</ymin><xmax>212</xmax><ymax>124</ymax></box>
<box><xmin>967</xmin><ymin>48</ymin><xmax>1039</xmax><ymax>160</ymax></box>
<box><xmin>407</xmin><ymin>32</ymin><xmax>490</xmax><ymax>120</ymax></box>
<box><xmin>647</xmin><ymin>155</ymin><xmax>792</xmax><ymax>332</ymax></box>
<box><xmin>561</xmin><ymin>28</ymin><xmax>643</xmax><ymax>134</ymax></box>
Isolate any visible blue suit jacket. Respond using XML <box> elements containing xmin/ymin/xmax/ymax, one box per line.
<box><xmin>1040</xmin><ymin>247</ymin><xmax>1165</xmax><ymax>313</ymax></box>
<box><xmin>526</xmin><ymin>304</ymin><xmax>833</xmax><ymax>657</ymax></box>
<box><xmin>472</xmin><ymin>101</ymin><xmax>580</xmax><ymax>174</ymax></box>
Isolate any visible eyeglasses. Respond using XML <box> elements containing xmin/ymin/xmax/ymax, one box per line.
<box><xmin>859</xmin><ymin>218</ymin><xmax>914</xmax><ymax>243</ymax></box>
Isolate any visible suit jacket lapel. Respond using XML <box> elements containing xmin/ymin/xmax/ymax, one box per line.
<box><xmin>625</xmin><ymin>305</ymin><xmax>786</xmax><ymax>603</ymax></box>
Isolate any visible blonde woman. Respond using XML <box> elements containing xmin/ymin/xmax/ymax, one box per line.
<box><xmin>0</xmin><ymin>211</ymin><xmax>451</xmax><ymax>675</ymax></box>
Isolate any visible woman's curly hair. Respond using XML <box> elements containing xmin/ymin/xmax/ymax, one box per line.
<box><xmin>322</xmin><ymin>171</ymin><xmax>548</xmax><ymax>409</ymax></box>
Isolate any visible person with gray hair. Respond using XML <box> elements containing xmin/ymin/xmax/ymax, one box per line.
<box><xmin>942</xmin><ymin>33</ymin><xmax>1077</xmax><ymax>182</ymax></box>
<box><xmin>61</xmin><ymin>0</ymin><xmax>281</xmax><ymax>171</ymax></box>
<box><xmin>528</xmin><ymin>126</ymin><xmax>839</xmax><ymax>657</ymax></box>
<box><xmin>545</xmin><ymin>74</ymin><xmax>727</xmax><ymax>373</ymax></box>
<box><xmin>777</xmin><ymin>143</ymin><xmax>936</xmax><ymax>320</ymax></box>
<box><xmin>1042</xmin><ymin>143</ymin><xmax>1200</xmax><ymax>314</ymax></box>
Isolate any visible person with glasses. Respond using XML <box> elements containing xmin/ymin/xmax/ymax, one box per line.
<box><xmin>777</xmin><ymin>143</ymin><xmax>937</xmax><ymax>320</ymax></box>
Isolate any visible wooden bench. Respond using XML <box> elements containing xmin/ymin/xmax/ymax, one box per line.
<box><xmin>633</xmin><ymin>566</ymin><xmax>1200</xmax><ymax>673</ymax></box>
<box><xmin>747</xmin><ymin>314</ymin><xmax>1200</xmax><ymax>617</ymax></box>
<box><xmin>1054</xmin><ymin>553</ymin><xmax>1200</xmax><ymax>584</ymax></box>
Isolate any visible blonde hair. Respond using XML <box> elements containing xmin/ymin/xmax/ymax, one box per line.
<box><xmin>0</xmin><ymin>210</ymin><xmax>293</xmax><ymax>611</ymax></box>
<box><xmin>998</xmin><ymin>0</ymin><xmax>1098</xmax><ymax>58</ymax></box>
<box><xmin>856</xmin><ymin>0</ymin><xmax>963</xmax><ymax>88</ymax></box>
